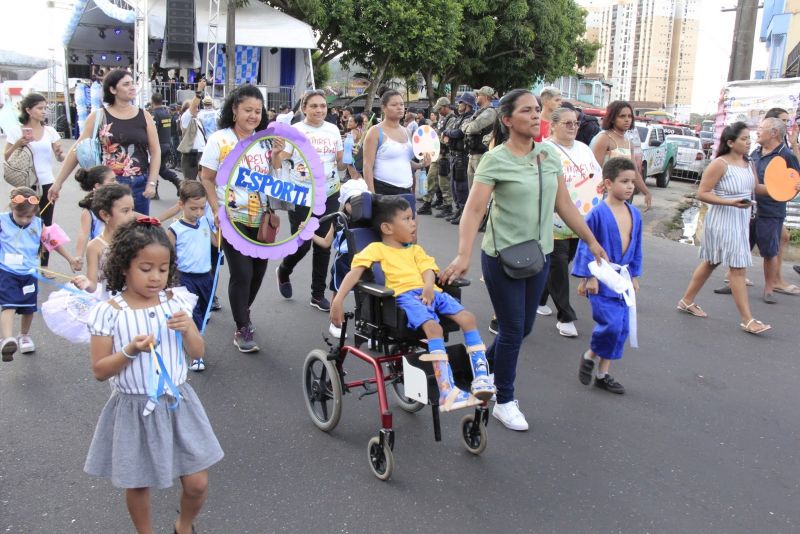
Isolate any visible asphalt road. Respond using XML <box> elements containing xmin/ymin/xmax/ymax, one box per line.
<box><xmin>1</xmin><ymin>172</ymin><xmax>799</xmax><ymax>534</ymax></box>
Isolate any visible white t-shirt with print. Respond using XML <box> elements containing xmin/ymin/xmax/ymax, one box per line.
<box><xmin>199</xmin><ymin>127</ymin><xmax>268</xmax><ymax>227</ymax></box>
<box><xmin>289</xmin><ymin>120</ymin><xmax>343</xmax><ymax>197</ymax></box>
<box><xmin>545</xmin><ymin>139</ymin><xmax>602</xmax><ymax>239</ymax></box>
<box><xmin>6</xmin><ymin>126</ymin><xmax>60</xmax><ymax>185</ymax></box>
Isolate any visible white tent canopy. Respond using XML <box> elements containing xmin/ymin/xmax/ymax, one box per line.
<box><xmin>63</xmin><ymin>0</ymin><xmax>316</xmax><ymax>55</ymax></box>
<box><xmin>147</xmin><ymin>1</ymin><xmax>317</xmax><ymax>49</ymax></box>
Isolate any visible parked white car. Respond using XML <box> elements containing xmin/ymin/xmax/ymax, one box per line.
<box><xmin>665</xmin><ymin>134</ymin><xmax>708</xmax><ymax>181</ymax></box>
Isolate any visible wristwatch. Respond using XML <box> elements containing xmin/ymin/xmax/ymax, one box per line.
<box><xmin>195</xmin><ymin>91</ymin><xmax>204</xmax><ymax>99</ymax></box>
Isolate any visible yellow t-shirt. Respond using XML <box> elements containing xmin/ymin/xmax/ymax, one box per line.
<box><xmin>352</xmin><ymin>242</ymin><xmax>440</xmax><ymax>296</ymax></box>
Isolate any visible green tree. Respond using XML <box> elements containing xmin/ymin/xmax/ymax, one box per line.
<box><xmin>435</xmin><ymin>0</ymin><xmax>599</xmax><ymax>96</ymax></box>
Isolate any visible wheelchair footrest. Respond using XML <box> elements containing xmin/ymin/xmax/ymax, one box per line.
<box><xmin>401</xmin><ymin>344</ymin><xmax>474</xmax><ymax>407</ymax></box>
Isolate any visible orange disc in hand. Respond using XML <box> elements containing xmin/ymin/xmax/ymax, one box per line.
<box><xmin>765</xmin><ymin>156</ymin><xmax>800</xmax><ymax>202</ymax></box>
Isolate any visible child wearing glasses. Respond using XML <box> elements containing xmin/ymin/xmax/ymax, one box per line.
<box><xmin>0</xmin><ymin>187</ymin><xmax>81</xmax><ymax>361</ymax></box>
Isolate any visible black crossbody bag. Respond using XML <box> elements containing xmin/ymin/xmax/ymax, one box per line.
<box><xmin>488</xmin><ymin>155</ymin><xmax>546</xmax><ymax>279</ymax></box>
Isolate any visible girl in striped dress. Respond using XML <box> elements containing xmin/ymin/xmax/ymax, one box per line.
<box><xmin>677</xmin><ymin>122</ymin><xmax>771</xmax><ymax>335</ymax></box>
<box><xmin>84</xmin><ymin>218</ymin><xmax>223</xmax><ymax>534</ymax></box>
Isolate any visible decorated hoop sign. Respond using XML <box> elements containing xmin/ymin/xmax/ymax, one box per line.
<box><xmin>551</xmin><ymin>148</ymin><xmax>603</xmax><ymax>239</ymax></box>
<box><xmin>765</xmin><ymin>156</ymin><xmax>800</xmax><ymax>202</ymax></box>
<box><xmin>412</xmin><ymin>125</ymin><xmax>440</xmax><ymax>162</ymax></box>
<box><xmin>215</xmin><ymin>122</ymin><xmax>326</xmax><ymax>259</ymax></box>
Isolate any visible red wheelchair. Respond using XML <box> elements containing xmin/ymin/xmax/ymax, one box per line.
<box><xmin>301</xmin><ymin>192</ymin><xmax>490</xmax><ymax>480</ymax></box>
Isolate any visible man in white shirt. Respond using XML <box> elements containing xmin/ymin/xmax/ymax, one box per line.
<box><xmin>276</xmin><ymin>104</ymin><xmax>293</xmax><ymax>124</ymax></box>
<box><xmin>177</xmin><ymin>80</ymin><xmax>208</xmax><ymax>180</ymax></box>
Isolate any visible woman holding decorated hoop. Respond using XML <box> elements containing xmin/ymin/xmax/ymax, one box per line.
<box><xmin>271</xmin><ymin>89</ymin><xmax>346</xmax><ymax>312</ymax></box>
<box><xmin>50</xmin><ymin>69</ymin><xmax>160</xmax><ymax>215</ymax></box>
<box><xmin>361</xmin><ymin>89</ymin><xmax>430</xmax><ymax>195</ymax></box>
<box><xmin>200</xmin><ymin>85</ymin><xmax>269</xmax><ymax>353</ymax></box>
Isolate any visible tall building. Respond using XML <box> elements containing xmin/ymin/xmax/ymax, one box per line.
<box><xmin>762</xmin><ymin>0</ymin><xmax>800</xmax><ymax>79</ymax></box>
<box><xmin>579</xmin><ymin>0</ymin><xmax>699</xmax><ymax>109</ymax></box>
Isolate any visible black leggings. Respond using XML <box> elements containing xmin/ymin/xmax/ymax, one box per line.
<box><xmin>280</xmin><ymin>194</ymin><xmax>339</xmax><ymax>299</ymax></box>
<box><xmin>40</xmin><ymin>184</ymin><xmax>54</xmax><ymax>266</ymax></box>
<box><xmin>221</xmin><ymin>223</ymin><xmax>268</xmax><ymax>329</ymax></box>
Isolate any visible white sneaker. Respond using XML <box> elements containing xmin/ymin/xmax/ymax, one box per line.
<box><xmin>492</xmin><ymin>399</ymin><xmax>529</xmax><ymax>431</ymax></box>
<box><xmin>18</xmin><ymin>335</ymin><xmax>35</xmax><ymax>354</ymax></box>
<box><xmin>556</xmin><ymin>321</ymin><xmax>578</xmax><ymax>337</ymax></box>
<box><xmin>537</xmin><ymin>305</ymin><xmax>553</xmax><ymax>316</ymax></box>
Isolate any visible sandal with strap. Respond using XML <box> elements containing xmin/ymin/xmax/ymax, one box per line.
<box><xmin>677</xmin><ymin>299</ymin><xmax>707</xmax><ymax>318</ymax></box>
<box><xmin>740</xmin><ymin>318</ymin><xmax>771</xmax><ymax>335</ymax></box>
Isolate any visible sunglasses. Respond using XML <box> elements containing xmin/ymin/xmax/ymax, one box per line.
<box><xmin>11</xmin><ymin>194</ymin><xmax>39</xmax><ymax>205</ymax></box>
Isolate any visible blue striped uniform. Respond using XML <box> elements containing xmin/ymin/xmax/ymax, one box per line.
<box><xmin>0</xmin><ymin>212</ymin><xmax>42</xmax><ymax>313</ymax></box>
<box><xmin>169</xmin><ymin>218</ymin><xmax>213</xmax><ymax>329</ymax></box>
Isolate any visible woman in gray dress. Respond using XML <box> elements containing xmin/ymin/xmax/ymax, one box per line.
<box><xmin>677</xmin><ymin>122</ymin><xmax>771</xmax><ymax>334</ymax></box>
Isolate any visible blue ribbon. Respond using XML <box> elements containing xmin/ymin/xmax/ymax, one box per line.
<box><xmin>200</xmin><ymin>250</ymin><xmax>225</xmax><ymax>335</ymax></box>
<box><xmin>145</xmin><ymin>314</ymin><xmax>183</xmax><ymax>413</ymax></box>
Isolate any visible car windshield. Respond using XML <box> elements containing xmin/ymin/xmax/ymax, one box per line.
<box><xmin>699</xmin><ymin>132</ymin><xmax>712</xmax><ymax>139</ymax></box>
<box><xmin>666</xmin><ymin>136</ymin><xmax>699</xmax><ymax>149</ymax></box>
<box><xmin>636</xmin><ymin>126</ymin><xmax>647</xmax><ymax>142</ymax></box>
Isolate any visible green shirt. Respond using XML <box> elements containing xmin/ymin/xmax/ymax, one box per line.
<box><xmin>474</xmin><ymin>142</ymin><xmax>561</xmax><ymax>256</ymax></box>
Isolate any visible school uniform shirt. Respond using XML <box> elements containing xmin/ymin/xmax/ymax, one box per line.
<box><xmin>169</xmin><ymin>218</ymin><xmax>212</xmax><ymax>274</ymax></box>
<box><xmin>200</xmin><ymin>127</ymin><xmax>269</xmax><ymax>228</ymax></box>
<box><xmin>6</xmin><ymin>126</ymin><xmax>61</xmax><ymax>186</ymax></box>
<box><xmin>351</xmin><ymin>242</ymin><xmax>440</xmax><ymax>296</ymax></box>
<box><xmin>290</xmin><ymin>121</ymin><xmax>343</xmax><ymax>197</ymax></box>
<box><xmin>0</xmin><ymin>212</ymin><xmax>42</xmax><ymax>275</ymax></box>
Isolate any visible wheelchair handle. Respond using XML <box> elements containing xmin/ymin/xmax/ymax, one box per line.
<box><xmin>318</xmin><ymin>211</ymin><xmax>344</xmax><ymax>225</ymax></box>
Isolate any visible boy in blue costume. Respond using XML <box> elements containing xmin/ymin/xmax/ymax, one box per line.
<box><xmin>572</xmin><ymin>157</ymin><xmax>643</xmax><ymax>394</ymax></box>
<box><xmin>330</xmin><ymin>196</ymin><xmax>495</xmax><ymax>411</ymax></box>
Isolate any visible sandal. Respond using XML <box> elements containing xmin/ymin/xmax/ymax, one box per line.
<box><xmin>677</xmin><ymin>299</ymin><xmax>707</xmax><ymax>318</ymax></box>
<box><xmin>773</xmin><ymin>284</ymin><xmax>800</xmax><ymax>296</ymax></box>
<box><xmin>740</xmin><ymin>318</ymin><xmax>771</xmax><ymax>335</ymax></box>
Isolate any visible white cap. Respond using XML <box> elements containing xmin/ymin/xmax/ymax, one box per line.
<box><xmin>338</xmin><ymin>178</ymin><xmax>369</xmax><ymax>205</ymax></box>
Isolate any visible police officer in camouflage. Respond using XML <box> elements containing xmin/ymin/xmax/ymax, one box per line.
<box><xmin>463</xmin><ymin>86</ymin><xmax>497</xmax><ymax>190</ymax></box>
<box><xmin>441</xmin><ymin>93</ymin><xmax>475</xmax><ymax>224</ymax></box>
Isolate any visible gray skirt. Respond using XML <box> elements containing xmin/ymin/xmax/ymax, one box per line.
<box><xmin>84</xmin><ymin>382</ymin><xmax>224</xmax><ymax>489</ymax></box>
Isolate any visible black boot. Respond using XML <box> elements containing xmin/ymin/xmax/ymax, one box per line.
<box><xmin>446</xmin><ymin>207</ymin><xmax>463</xmax><ymax>222</ymax></box>
<box><xmin>417</xmin><ymin>201</ymin><xmax>433</xmax><ymax>215</ymax></box>
<box><xmin>435</xmin><ymin>205</ymin><xmax>453</xmax><ymax>219</ymax></box>
<box><xmin>432</xmin><ymin>196</ymin><xmax>443</xmax><ymax>208</ymax></box>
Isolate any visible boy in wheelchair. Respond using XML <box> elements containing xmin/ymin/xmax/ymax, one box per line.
<box><xmin>330</xmin><ymin>196</ymin><xmax>496</xmax><ymax>411</ymax></box>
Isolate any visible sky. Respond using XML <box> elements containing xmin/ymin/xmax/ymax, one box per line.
<box><xmin>0</xmin><ymin>0</ymin><xmax>770</xmax><ymax>114</ymax></box>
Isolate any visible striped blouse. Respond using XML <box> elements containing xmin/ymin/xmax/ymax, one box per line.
<box><xmin>87</xmin><ymin>290</ymin><xmax>194</xmax><ymax>395</ymax></box>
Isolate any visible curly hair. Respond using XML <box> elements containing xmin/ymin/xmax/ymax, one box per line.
<box><xmin>90</xmin><ymin>183</ymin><xmax>131</xmax><ymax>220</ymax></box>
<box><xmin>104</xmin><ymin>220</ymin><xmax>177</xmax><ymax>293</ymax></box>
<box><xmin>218</xmin><ymin>85</ymin><xmax>268</xmax><ymax>131</ymax></box>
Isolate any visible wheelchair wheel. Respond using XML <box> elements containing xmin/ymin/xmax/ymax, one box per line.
<box><xmin>460</xmin><ymin>414</ymin><xmax>487</xmax><ymax>455</ymax></box>
<box><xmin>391</xmin><ymin>379</ymin><xmax>426</xmax><ymax>413</ymax></box>
<box><xmin>302</xmin><ymin>349</ymin><xmax>343</xmax><ymax>432</ymax></box>
<box><xmin>367</xmin><ymin>436</ymin><xmax>394</xmax><ymax>481</ymax></box>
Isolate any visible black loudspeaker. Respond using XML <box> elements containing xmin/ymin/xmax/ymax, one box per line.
<box><xmin>165</xmin><ymin>0</ymin><xmax>195</xmax><ymax>62</ymax></box>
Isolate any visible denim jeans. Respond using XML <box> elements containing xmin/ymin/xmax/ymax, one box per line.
<box><xmin>481</xmin><ymin>251</ymin><xmax>551</xmax><ymax>404</ymax></box>
<box><xmin>116</xmin><ymin>174</ymin><xmax>150</xmax><ymax>215</ymax></box>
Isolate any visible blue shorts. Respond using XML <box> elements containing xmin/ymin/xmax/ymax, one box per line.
<box><xmin>0</xmin><ymin>269</ymin><xmax>38</xmax><ymax>314</ymax></box>
<box><xmin>589</xmin><ymin>294</ymin><xmax>629</xmax><ymax>360</ymax></box>
<box><xmin>395</xmin><ymin>288</ymin><xmax>464</xmax><ymax>330</ymax></box>
<box><xmin>752</xmin><ymin>217</ymin><xmax>783</xmax><ymax>258</ymax></box>
<box><xmin>329</xmin><ymin>256</ymin><xmax>351</xmax><ymax>293</ymax></box>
